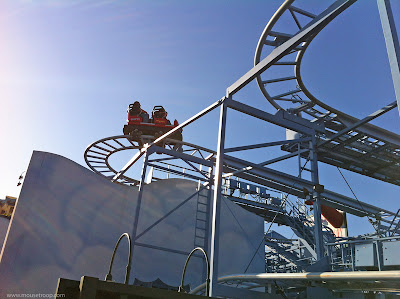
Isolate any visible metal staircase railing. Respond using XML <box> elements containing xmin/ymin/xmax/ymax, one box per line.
<box><xmin>379</xmin><ymin>208</ymin><xmax>400</xmax><ymax>237</ymax></box>
<box><xmin>222</xmin><ymin>178</ymin><xmax>340</xmax><ymax>269</ymax></box>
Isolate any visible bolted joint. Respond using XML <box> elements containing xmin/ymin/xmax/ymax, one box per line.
<box><xmin>313</xmin><ymin>184</ymin><xmax>324</xmax><ymax>194</ymax></box>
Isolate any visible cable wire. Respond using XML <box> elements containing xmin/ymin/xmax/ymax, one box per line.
<box><xmin>336</xmin><ymin>167</ymin><xmax>379</xmax><ymax>234</ymax></box>
<box><xmin>222</xmin><ymin>197</ymin><xmax>265</xmax><ymax>261</ymax></box>
<box><xmin>241</xmin><ymin>189</ymin><xmax>316</xmax><ymax>289</ymax></box>
<box><xmin>242</xmin><ymin>157</ymin><xmax>311</xmax><ymax>274</ymax></box>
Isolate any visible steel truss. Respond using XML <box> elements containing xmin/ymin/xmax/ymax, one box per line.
<box><xmin>85</xmin><ymin>0</ymin><xmax>400</xmax><ymax>296</ymax></box>
<box><xmin>251</xmin><ymin>0</ymin><xmax>400</xmax><ymax>187</ymax></box>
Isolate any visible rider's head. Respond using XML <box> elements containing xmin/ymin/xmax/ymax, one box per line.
<box><xmin>154</xmin><ymin>107</ymin><xmax>167</xmax><ymax>118</ymax></box>
<box><xmin>129</xmin><ymin>101</ymin><xmax>142</xmax><ymax>114</ymax></box>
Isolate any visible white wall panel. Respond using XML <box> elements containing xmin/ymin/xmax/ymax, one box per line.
<box><xmin>0</xmin><ymin>151</ymin><xmax>264</xmax><ymax>295</ymax></box>
<box><xmin>0</xmin><ymin>217</ymin><xmax>10</xmax><ymax>253</ymax></box>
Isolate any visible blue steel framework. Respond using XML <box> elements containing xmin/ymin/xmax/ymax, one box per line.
<box><xmin>85</xmin><ymin>0</ymin><xmax>400</xmax><ymax>297</ymax></box>
<box><xmin>378</xmin><ymin>0</ymin><xmax>400</xmax><ymax>117</ymax></box>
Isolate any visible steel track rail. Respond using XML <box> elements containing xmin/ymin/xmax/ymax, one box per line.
<box><xmin>84</xmin><ymin>135</ymin><xmax>216</xmax><ymax>185</ymax></box>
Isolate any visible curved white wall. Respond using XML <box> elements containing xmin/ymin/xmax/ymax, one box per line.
<box><xmin>0</xmin><ymin>151</ymin><xmax>264</xmax><ymax>294</ymax></box>
<box><xmin>0</xmin><ymin>217</ymin><xmax>10</xmax><ymax>252</ymax></box>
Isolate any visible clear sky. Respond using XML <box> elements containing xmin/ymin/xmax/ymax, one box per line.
<box><xmin>0</xmin><ymin>0</ymin><xmax>399</xmax><ymax>236</ymax></box>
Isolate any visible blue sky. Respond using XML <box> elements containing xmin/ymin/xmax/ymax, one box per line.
<box><xmin>1</xmin><ymin>0</ymin><xmax>399</xmax><ymax>236</ymax></box>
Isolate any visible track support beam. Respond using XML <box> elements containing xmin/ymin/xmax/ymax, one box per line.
<box><xmin>209</xmin><ymin>98</ymin><xmax>228</xmax><ymax>297</ymax></box>
<box><xmin>377</xmin><ymin>0</ymin><xmax>400</xmax><ymax>117</ymax></box>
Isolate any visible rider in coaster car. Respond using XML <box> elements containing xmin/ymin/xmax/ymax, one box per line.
<box><xmin>129</xmin><ymin>101</ymin><xmax>149</xmax><ymax>122</ymax></box>
<box><xmin>152</xmin><ymin>106</ymin><xmax>171</xmax><ymax>125</ymax></box>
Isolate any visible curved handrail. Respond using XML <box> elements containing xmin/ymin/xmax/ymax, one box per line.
<box><xmin>105</xmin><ymin>233</ymin><xmax>132</xmax><ymax>284</ymax></box>
<box><xmin>178</xmin><ymin>247</ymin><xmax>210</xmax><ymax>297</ymax></box>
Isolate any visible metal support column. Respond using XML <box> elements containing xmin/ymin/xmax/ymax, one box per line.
<box><xmin>129</xmin><ymin>149</ymin><xmax>150</xmax><ymax>280</ymax></box>
<box><xmin>202</xmin><ymin>166</ymin><xmax>214</xmax><ymax>285</ymax></box>
<box><xmin>209</xmin><ymin>98</ymin><xmax>228</xmax><ymax>297</ymax></box>
<box><xmin>310</xmin><ymin>135</ymin><xmax>325</xmax><ymax>260</ymax></box>
<box><xmin>377</xmin><ymin>0</ymin><xmax>400</xmax><ymax>116</ymax></box>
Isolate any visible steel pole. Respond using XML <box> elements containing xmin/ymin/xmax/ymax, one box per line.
<box><xmin>310</xmin><ymin>135</ymin><xmax>325</xmax><ymax>260</ymax></box>
<box><xmin>377</xmin><ymin>0</ymin><xmax>400</xmax><ymax>117</ymax></box>
<box><xmin>209</xmin><ymin>98</ymin><xmax>228</xmax><ymax>297</ymax></box>
<box><xmin>129</xmin><ymin>149</ymin><xmax>149</xmax><ymax>281</ymax></box>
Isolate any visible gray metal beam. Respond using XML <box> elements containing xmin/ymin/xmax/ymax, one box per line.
<box><xmin>147</xmin><ymin>163</ymin><xmax>207</xmax><ymax>182</ymax></box>
<box><xmin>310</xmin><ymin>136</ymin><xmax>324</xmax><ymax>260</ymax></box>
<box><xmin>222</xmin><ymin>154</ymin><xmax>394</xmax><ymax>217</ymax></box>
<box><xmin>223</xmin><ymin>149</ymin><xmax>309</xmax><ymax>179</ymax></box>
<box><xmin>147</xmin><ymin>145</ymin><xmax>214</xmax><ymax>168</ymax></box>
<box><xmin>330</xmin><ymin>133</ymin><xmax>365</xmax><ymax>150</ymax></box>
<box><xmin>224</xmin><ymin>154</ymin><xmax>314</xmax><ymax>190</ymax></box>
<box><xmin>114</xmin><ymin>98</ymin><xmax>223</xmax><ymax>182</ymax></box>
<box><xmin>271</xmin><ymin>89</ymin><xmax>302</xmax><ymax>100</ymax></box>
<box><xmin>149</xmin><ymin>97</ymin><xmax>224</xmax><ymax>148</ymax></box>
<box><xmin>182</xmin><ymin>159</ymin><xmax>210</xmax><ymax>179</ymax></box>
<box><xmin>224</xmin><ymin>137</ymin><xmax>311</xmax><ymax>153</ymax></box>
<box><xmin>289</xmin><ymin>5</ymin><xmax>317</xmax><ymax>18</ymax></box>
<box><xmin>112</xmin><ymin>149</ymin><xmax>145</xmax><ymax>181</ymax></box>
<box><xmin>337</xmin><ymin>114</ymin><xmax>400</xmax><ymax>147</ymax></box>
<box><xmin>226</xmin><ymin>0</ymin><xmax>357</xmax><ymax>96</ymax></box>
<box><xmin>262</xmin><ymin>76</ymin><xmax>296</xmax><ymax>84</ymax></box>
<box><xmin>318</xmin><ymin>101</ymin><xmax>397</xmax><ymax>147</ymax></box>
<box><xmin>226</xmin><ymin>98</ymin><xmax>324</xmax><ymax>134</ymax></box>
<box><xmin>224</xmin><ymin>165</ymin><xmax>304</xmax><ymax>198</ymax></box>
<box><xmin>224</xmin><ymin>163</ymin><xmax>364</xmax><ymax>216</ymax></box>
<box><xmin>259</xmin><ymin>149</ymin><xmax>310</xmax><ymax>166</ymax></box>
<box><xmin>129</xmin><ymin>151</ymin><xmax>149</xmax><ymax>279</ymax></box>
<box><xmin>228</xmin><ymin>196</ymin><xmax>284</xmax><ymax>214</ymax></box>
<box><xmin>377</xmin><ymin>0</ymin><xmax>400</xmax><ymax>117</ymax></box>
<box><xmin>209</xmin><ymin>101</ymin><xmax>228</xmax><ymax>297</ymax></box>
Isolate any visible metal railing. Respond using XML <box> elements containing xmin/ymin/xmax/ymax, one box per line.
<box><xmin>326</xmin><ymin>235</ymin><xmax>400</xmax><ymax>271</ymax></box>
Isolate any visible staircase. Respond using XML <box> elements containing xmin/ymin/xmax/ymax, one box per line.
<box><xmin>265</xmin><ymin>231</ymin><xmax>314</xmax><ymax>272</ymax></box>
<box><xmin>378</xmin><ymin>208</ymin><xmax>400</xmax><ymax>237</ymax></box>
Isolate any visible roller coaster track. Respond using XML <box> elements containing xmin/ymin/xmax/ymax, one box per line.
<box><xmin>83</xmin><ymin>3</ymin><xmax>400</xmax><ymax>294</ymax></box>
<box><xmin>85</xmin><ymin>1</ymin><xmax>400</xmax><ymax>188</ymax></box>
<box><xmin>84</xmin><ymin>135</ymin><xmax>217</xmax><ymax>185</ymax></box>
<box><xmin>84</xmin><ymin>0</ymin><xmax>400</xmax><ymax>224</ymax></box>
<box><xmin>84</xmin><ymin>135</ymin><xmax>142</xmax><ymax>185</ymax></box>
<box><xmin>85</xmin><ymin>133</ymin><xmax>400</xmax><ymax>233</ymax></box>
<box><xmin>254</xmin><ymin>0</ymin><xmax>400</xmax><ymax>186</ymax></box>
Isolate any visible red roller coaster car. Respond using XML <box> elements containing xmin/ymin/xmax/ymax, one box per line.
<box><xmin>123</xmin><ymin>104</ymin><xmax>183</xmax><ymax>144</ymax></box>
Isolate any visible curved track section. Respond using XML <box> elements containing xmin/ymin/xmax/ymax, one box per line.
<box><xmin>255</xmin><ymin>0</ymin><xmax>400</xmax><ymax>186</ymax></box>
<box><xmin>84</xmin><ymin>135</ymin><xmax>143</xmax><ymax>185</ymax></box>
<box><xmin>255</xmin><ymin>0</ymin><xmax>350</xmax><ymax>114</ymax></box>
<box><xmin>85</xmin><ymin>135</ymin><xmax>217</xmax><ymax>185</ymax></box>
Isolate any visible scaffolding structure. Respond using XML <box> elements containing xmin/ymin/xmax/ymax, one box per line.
<box><xmin>85</xmin><ymin>0</ymin><xmax>400</xmax><ymax>297</ymax></box>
